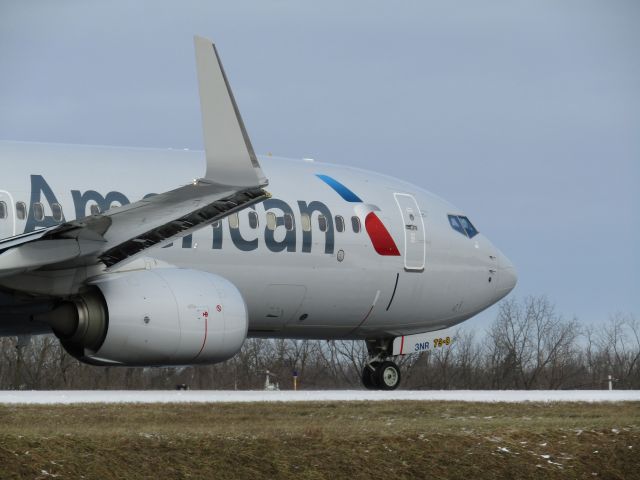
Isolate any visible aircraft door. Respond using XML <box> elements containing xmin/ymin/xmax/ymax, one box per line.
<box><xmin>394</xmin><ymin>193</ymin><xmax>425</xmax><ymax>271</ymax></box>
<box><xmin>0</xmin><ymin>191</ymin><xmax>15</xmax><ymax>240</ymax></box>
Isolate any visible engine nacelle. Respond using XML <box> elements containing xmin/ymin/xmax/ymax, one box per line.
<box><xmin>47</xmin><ymin>268</ymin><xmax>248</xmax><ymax>366</ymax></box>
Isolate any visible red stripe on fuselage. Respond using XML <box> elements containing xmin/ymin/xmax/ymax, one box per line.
<box><xmin>365</xmin><ymin>212</ymin><xmax>401</xmax><ymax>256</ymax></box>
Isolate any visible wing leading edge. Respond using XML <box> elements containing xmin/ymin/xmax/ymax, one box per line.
<box><xmin>0</xmin><ymin>36</ymin><xmax>269</xmax><ymax>278</ymax></box>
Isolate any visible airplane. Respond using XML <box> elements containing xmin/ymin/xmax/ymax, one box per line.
<box><xmin>0</xmin><ymin>36</ymin><xmax>517</xmax><ymax>390</ymax></box>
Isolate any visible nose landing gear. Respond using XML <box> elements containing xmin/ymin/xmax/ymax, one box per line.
<box><xmin>362</xmin><ymin>361</ymin><xmax>402</xmax><ymax>390</ymax></box>
<box><xmin>362</xmin><ymin>339</ymin><xmax>402</xmax><ymax>390</ymax></box>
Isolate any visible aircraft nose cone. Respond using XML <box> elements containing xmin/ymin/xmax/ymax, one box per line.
<box><xmin>496</xmin><ymin>251</ymin><xmax>517</xmax><ymax>294</ymax></box>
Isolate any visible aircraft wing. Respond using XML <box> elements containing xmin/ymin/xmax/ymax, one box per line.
<box><xmin>0</xmin><ymin>36</ymin><xmax>269</xmax><ymax>277</ymax></box>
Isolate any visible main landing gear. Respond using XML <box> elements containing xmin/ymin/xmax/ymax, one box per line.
<box><xmin>361</xmin><ymin>339</ymin><xmax>401</xmax><ymax>390</ymax></box>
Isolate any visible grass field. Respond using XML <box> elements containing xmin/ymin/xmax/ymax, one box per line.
<box><xmin>0</xmin><ymin>401</ymin><xmax>638</xmax><ymax>479</ymax></box>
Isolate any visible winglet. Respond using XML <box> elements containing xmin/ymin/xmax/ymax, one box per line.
<box><xmin>194</xmin><ymin>36</ymin><xmax>268</xmax><ymax>188</ymax></box>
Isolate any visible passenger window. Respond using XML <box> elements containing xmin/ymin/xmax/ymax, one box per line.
<box><xmin>300</xmin><ymin>213</ymin><xmax>310</xmax><ymax>232</ymax></box>
<box><xmin>351</xmin><ymin>216</ymin><xmax>361</xmax><ymax>233</ymax></box>
<box><xmin>284</xmin><ymin>213</ymin><xmax>294</xmax><ymax>231</ymax></box>
<box><xmin>335</xmin><ymin>215</ymin><xmax>344</xmax><ymax>233</ymax></box>
<box><xmin>248</xmin><ymin>211</ymin><xmax>258</xmax><ymax>229</ymax></box>
<box><xmin>90</xmin><ymin>204</ymin><xmax>101</xmax><ymax>216</ymax></box>
<box><xmin>33</xmin><ymin>202</ymin><xmax>44</xmax><ymax>221</ymax></box>
<box><xmin>0</xmin><ymin>201</ymin><xmax>6</xmax><ymax>219</ymax></box>
<box><xmin>228</xmin><ymin>213</ymin><xmax>239</xmax><ymax>229</ymax></box>
<box><xmin>448</xmin><ymin>215</ymin><xmax>466</xmax><ymax>237</ymax></box>
<box><xmin>16</xmin><ymin>202</ymin><xmax>26</xmax><ymax>220</ymax></box>
<box><xmin>318</xmin><ymin>215</ymin><xmax>327</xmax><ymax>232</ymax></box>
<box><xmin>266</xmin><ymin>212</ymin><xmax>277</xmax><ymax>230</ymax></box>
<box><xmin>459</xmin><ymin>216</ymin><xmax>479</xmax><ymax>238</ymax></box>
<box><xmin>51</xmin><ymin>203</ymin><xmax>63</xmax><ymax>222</ymax></box>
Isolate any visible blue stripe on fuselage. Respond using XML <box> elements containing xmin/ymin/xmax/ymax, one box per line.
<box><xmin>316</xmin><ymin>174</ymin><xmax>363</xmax><ymax>203</ymax></box>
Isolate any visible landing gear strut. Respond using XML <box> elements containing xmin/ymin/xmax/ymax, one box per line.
<box><xmin>361</xmin><ymin>339</ymin><xmax>401</xmax><ymax>390</ymax></box>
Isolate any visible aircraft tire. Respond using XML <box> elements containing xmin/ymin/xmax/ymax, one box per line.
<box><xmin>376</xmin><ymin>361</ymin><xmax>401</xmax><ymax>390</ymax></box>
<box><xmin>362</xmin><ymin>362</ymin><xmax>380</xmax><ymax>390</ymax></box>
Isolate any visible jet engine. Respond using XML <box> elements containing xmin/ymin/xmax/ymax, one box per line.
<box><xmin>40</xmin><ymin>268</ymin><xmax>248</xmax><ymax>366</ymax></box>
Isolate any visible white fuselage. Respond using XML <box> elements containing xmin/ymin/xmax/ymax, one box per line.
<box><xmin>0</xmin><ymin>141</ymin><xmax>516</xmax><ymax>340</ymax></box>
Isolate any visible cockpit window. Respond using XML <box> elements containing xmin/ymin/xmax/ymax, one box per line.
<box><xmin>458</xmin><ymin>216</ymin><xmax>478</xmax><ymax>238</ymax></box>
<box><xmin>448</xmin><ymin>215</ymin><xmax>466</xmax><ymax>236</ymax></box>
<box><xmin>448</xmin><ymin>214</ymin><xmax>479</xmax><ymax>239</ymax></box>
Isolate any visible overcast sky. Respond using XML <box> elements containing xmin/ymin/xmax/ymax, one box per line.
<box><xmin>0</xmin><ymin>0</ymin><xmax>638</xmax><ymax>332</ymax></box>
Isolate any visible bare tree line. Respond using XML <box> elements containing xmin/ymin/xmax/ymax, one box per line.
<box><xmin>0</xmin><ymin>296</ymin><xmax>638</xmax><ymax>390</ymax></box>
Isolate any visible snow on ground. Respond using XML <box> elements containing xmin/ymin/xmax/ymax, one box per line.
<box><xmin>0</xmin><ymin>390</ymin><xmax>638</xmax><ymax>404</ymax></box>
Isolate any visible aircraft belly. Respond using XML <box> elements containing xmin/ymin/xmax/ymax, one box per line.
<box><xmin>155</xmin><ymin>244</ymin><xmax>386</xmax><ymax>335</ymax></box>
<box><xmin>253</xmin><ymin>268</ymin><xmax>378</xmax><ymax>331</ymax></box>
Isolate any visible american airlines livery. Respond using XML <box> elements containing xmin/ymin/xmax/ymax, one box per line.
<box><xmin>0</xmin><ymin>37</ymin><xmax>516</xmax><ymax>390</ymax></box>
